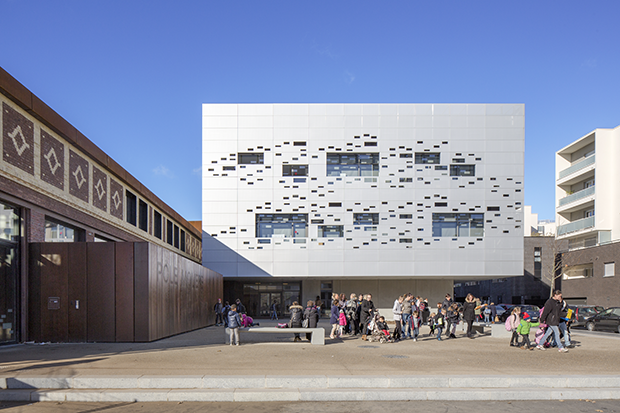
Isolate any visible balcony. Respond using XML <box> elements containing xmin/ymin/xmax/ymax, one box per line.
<box><xmin>558</xmin><ymin>155</ymin><xmax>595</xmax><ymax>180</ymax></box>
<box><xmin>558</xmin><ymin>186</ymin><xmax>595</xmax><ymax>207</ymax></box>
<box><xmin>557</xmin><ymin>216</ymin><xmax>595</xmax><ymax>236</ymax></box>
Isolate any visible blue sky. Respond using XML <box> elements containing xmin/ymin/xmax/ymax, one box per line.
<box><xmin>1</xmin><ymin>1</ymin><xmax>619</xmax><ymax>221</ymax></box>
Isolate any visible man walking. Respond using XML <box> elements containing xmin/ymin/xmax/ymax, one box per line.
<box><xmin>214</xmin><ymin>298</ymin><xmax>223</xmax><ymax>326</ymax></box>
<box><xmin>537</xmin><ymin>290</ymin><xmax>568</xmax><ymax>353</ymax></box>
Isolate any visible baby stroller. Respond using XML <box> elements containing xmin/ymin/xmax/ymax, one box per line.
<box><xmin>367</xmin><ymin>311</ymin><xmax>394</xmax><ymax>344</ymax></box>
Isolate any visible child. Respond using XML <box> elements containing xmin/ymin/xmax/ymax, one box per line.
<box><xmin>447</xmin><ymin>303</ymin><xmax>461</xmax><ymax>339</ymax></box>
<box><xmin>227</xmin><ymin>304</ymin><xmax>242</xmax><ymax>346</ymax></box>
<box><xmin>411</xmin><ymin>310</ymin><xmax>421</xmax><ymax>342</ymax></box>
<box><xmin>517</xmin><ymin>312</ymin><xmax>540</xmax><ymax>350</ymax></box>
<box><xmin>434</xmin><ymin>309</ymin><xmax>446</xmax><ymax>341</ymax></box>
<box><xmin>428</xmin><ymin>312</ymin><xmax>436</xmax><ymax>336</ymax></box>
<box><xmin>338</xmin><ymin>308</ymin><xmax>347</xmax><ymax>337</ymax></box>
<box><xmin>376</xmin><ymin>316</ymin><xmax>390</xmax><ymax>338</ymax></box>
<box><xmin>507</xmin><ymin>307</ymin><xmax>521</xmax><ymax>347</ymax></box>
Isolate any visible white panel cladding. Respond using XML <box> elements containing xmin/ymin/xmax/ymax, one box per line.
<box><xmin>202</xmin><ymin>103</ymin><xmax>524</xmax><ymax>279</ymax></box>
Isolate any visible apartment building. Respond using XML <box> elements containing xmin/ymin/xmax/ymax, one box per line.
<box><xmin>556</xmin><ymin>125</ymin><xmax>620</xmax><ymax>306</ymax></box>
<box><xmin>202</xmin><ymin>104</ymin><xmax>525</xmax><ymax>316</ymax></box>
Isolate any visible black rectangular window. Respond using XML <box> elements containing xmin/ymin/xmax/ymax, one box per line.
<box><xmin>415</xmin><ymin>153</ymin><xmax>440</xmax><ymax>164</ymax></box>
<box><xmin>435</xmin><ymin>165</ymin><xmax>448</xmax><ymax>171</ymax></box>
<box><xmin>174</xmin><ymin>225</ymin><xmax>180</xmax><ymax>248</ymax></box>
<box><xmin>167</xmin><ymin>220</ymin><xmax>173</xmax><ymax>245</ymax></box>
<box><xmin>400</xmin><ymin>153</ymin><xmax>413</xmax><ymax>158</ymax></box>
<box><xmin>126</xmin><ymin>191</ymin><xmax>137</xmax><ymax>226</ymax></box>
<box><xmin>534</xmin><ymin>247</ymin><xmax>542</xmax><ymax>278</ymax></box>
<box><xmin>153</xmin><ymin>210</ymin><xmax>162</xmax><ymax>239</ymax></box>
<box><xmin>138</xmin><ymin>200</ymin><xmax>148</xmax><ymax>232</ymax></box>
<box><xmin>487</xmin><ymin>206</ymin><xmax>500</xmax><ymax>211</ymax></box>
<box><xmin>400</xmin><ymin>178</ymin><xmax>412</xmax><ymax>183</ymax></box>
<box><xmin>238</xmin><ymin>153</ymin><xmax>264</xmax><ymax>164</ymax></box>
<box><xmin>326</xmin><ymin>153</ymin><xmax>379</xmax><ymax>177</ymax></box>
<box><xmin>353</xmin><ymin>213</ymin><xmax>379</xmax><ymax>225</ymax></box>
<box><xmin>283</xmin><ymin>164</ymin><xmax>308</xmax><ymax>176</ymax></box>
<box><xmin>180</xmin><ymin>229</ymin><xmax>186</xmax><ymax>252</ymax></box>
<box><xmin>399</xmin><ymin>214</ymin><xmax>413</xmax><ymax>219</ymax></box>
<box><xmin>450</xmin><ymin>164</ymin><xmax>475</xmax><ymax>176</ymax></box>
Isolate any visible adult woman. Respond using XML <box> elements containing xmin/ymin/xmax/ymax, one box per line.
<box><xmin>462</xmin><ymin>293</ymin><xmax>478</xmax><ymax>338</ymax></box>
<box><xmin>289</xmin><ymin>301</ymin><xmax>304</xmax><ymax>342</ymax></box>
<box><xmin>330</xmin><ymin>299</ymin><xmax>340</xmax><ymax>339</ymax></box>
<box><xmin>303</xmin><ymin>300</ymin><xmax>319</xmax><ymax>341</ymax></box>
<box><xmin>392</xmin><ymin>295</ymin><xmax>403</xmax><ymax>341</ymax></box>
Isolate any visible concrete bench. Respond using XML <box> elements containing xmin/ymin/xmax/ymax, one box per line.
<box><xmin>226</xmin><ymin>327</ymin><xmax>325</xmax><ymax>345</ymax></box>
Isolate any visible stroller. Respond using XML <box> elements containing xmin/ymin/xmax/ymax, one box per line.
<box><xmin>367</xmin><ymin>311</ymin><xmax>394</xmax><ymax>344</ymax></box>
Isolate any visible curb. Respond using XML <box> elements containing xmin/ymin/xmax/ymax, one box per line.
<box><xmin>2</xmin><ymin>375</ymin><xmax>620</xmax><ymax>402</ymax></box>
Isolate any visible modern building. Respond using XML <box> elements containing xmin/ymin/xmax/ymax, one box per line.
<box><xmin>0</xmin><ymin>67</ymin><xmax>222</xmax><ymax>344</ymax></box>
<box><xmin>202</xmin><ymin>104</ymin><xmax>524</xmax><ymax>316</ymax></box>
<box><xmin>524</xmin><ymin>205</ymin><xmax>555</xmax><ymax>236</ymax></box>
<box><xmin>453</xmin><ymin>206</ymin><xmax>561</xmax><ymax>306</ymax></box>
<box><xmin>556</xmin><ymin>125</ymin><xmax>620</xmax><ymax>306</ymax></box>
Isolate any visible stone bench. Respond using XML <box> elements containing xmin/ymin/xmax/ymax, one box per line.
<box><xmin>226</xmin><ymin>327</ymin><xmax>325</xmax><ymax>345</ymax></box>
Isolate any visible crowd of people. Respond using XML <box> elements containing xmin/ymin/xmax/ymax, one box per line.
<box><xmin>214</xmin><ymin>289</ymin><xmax>575</xmax><ymax>351</ymax></box>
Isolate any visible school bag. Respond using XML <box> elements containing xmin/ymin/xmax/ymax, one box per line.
<box><xmin>504</xmin><ymin>314</ymin><xmax>514</xmax><ymax>331</ymax></box>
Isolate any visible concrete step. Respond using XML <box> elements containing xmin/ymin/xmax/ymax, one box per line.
<box><xmin>2</xmin><ymin>375</ymin><xmax>620</xmax><ymax>402</ymax></box>
<box><xmin>2</xmin><ymin>386</ymin><xmax>620</xmax><ymax>402</ymax></box>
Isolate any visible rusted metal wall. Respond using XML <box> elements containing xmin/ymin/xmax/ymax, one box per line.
<box><xmin>28</xmin><ymin>242</ymin><xmax>222</xmax><ymax>342</ymax></box>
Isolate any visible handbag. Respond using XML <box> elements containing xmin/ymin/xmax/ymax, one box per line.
<box><xmin>302</xmin><ymin>318</ymin><xmax>309</xmax><ymax>328</ymax></box>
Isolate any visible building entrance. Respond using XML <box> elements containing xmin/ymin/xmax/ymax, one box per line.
<box><xmin>0</xmin><ymin>201</ymin><xmax>20</xmax><ymax>344</ymax></box>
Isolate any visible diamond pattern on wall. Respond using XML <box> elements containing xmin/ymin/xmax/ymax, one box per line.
<box><xmin>2</xmin><ymin>102</ymin><xmax>34</xmax><ymax>175</ymax></box>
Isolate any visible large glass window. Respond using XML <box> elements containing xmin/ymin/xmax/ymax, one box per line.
<box><xmin>45</xmin><ymin>218</ymin><xmax>81</xmax><ymax>242</ymax></box>
<box><xmin>432</xmin><ymin>213</ymin><xmax>484</xmax><ymax>237</ymax></box>
<box><xmin>415</xmin><ymin>153</ymin><xmax>440</xmax><ymax>164</ymax></box>
<box><xmin>138</xmin><ymin>200</ymin><xmax>148</xmax><ymax>232</ymax></box>
<box><xmin>0</xmin><ymin>201</ymin><xmax>20</xmax><ymax>343</ymax></box>
<box><xmin>238</xmin><ymin>153</ymin><xmax>264</xmax><ymax>165</ymax></box>
<box><xmin>318</xmin><ymin>225</ymin><xmax>344</xmax><ymax>237</ymax></box>
<box><xmin>450</xmin><ymin>164</ymin><xmax>476</xmax><ymax>176</ymax></box>
<box><xmin>353</xmin><ymin>213</ymin><xmax>379</xmax><ymax>225</ymax></box>
<box><xmin>327</xmin><ymin>153</ymin><xmax>379</xmax><ymax>177</ymax></box>
<box><xmin>256</xmin><ymin>214</ymin><xmax>307</xmax><ymax>238</ymax></box>
<box><xmin>283</xmin><ymin>164</ymin><xmax>308</xmax><ymax>176</ymax></box>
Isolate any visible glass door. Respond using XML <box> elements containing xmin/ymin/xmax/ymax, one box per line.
<box><xmin>0</xmin><ymin>202</ymin><xmax>20</xmax><ymax>344</ymax></box>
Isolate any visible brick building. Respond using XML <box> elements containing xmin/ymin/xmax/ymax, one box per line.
<box><xmin>0</xmin><ymin>67</ymin><xmax>222</xmax><ymax>344</ymax></box>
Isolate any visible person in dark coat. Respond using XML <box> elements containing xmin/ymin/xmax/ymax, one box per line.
<box><xmin>442</xmin><ymin>294</ymin><xmax>454</xmax><ymax>337</ymax></box>
<box><xmin>537</xmin><ymin>290</ymin><xmax>568</xmax><ymax>352</ymax></box>
<box><xmin>303</xmin><ymin>300</ymin><xmax>319</xmax><ymax>341</ymax></box>
<box><xmin>214</xmin><ymin>298</ymin><xmax>223</xmax><ymax>326</ymax></box>
<box><xmin>462</xmin><ymin>293</ymin><xmax>477</xmax><ymax>338</ymax></box>
<box><xmin>289</xmin><ymin>301</ymin><xmax>304</xmax><ymax>342</ymax></box>
<box><xmin>360</xmin><ymin>294</ymin><xmax>376</xmax><ymax>340</ymax></box>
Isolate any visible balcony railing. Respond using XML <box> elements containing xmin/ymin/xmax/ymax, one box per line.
<box><xmin>558</xmin><ymin>185</ymin><xmax>595</xmax><ymax>207</ymax></box>
<box><xmin>557</xmin><ymin>216</ymin><xmax>595</xmax><ymax>236</ymax></box>
<box><xmin>558</xmin><ymin>155</ymin><xmax>595</xmax><ymax>179</ymax></box>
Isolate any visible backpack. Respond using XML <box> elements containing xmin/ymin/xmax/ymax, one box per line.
<box><xmin>505</xmin><ymin>314</ymin><xmax>513</xmax><ymax>331</ymax></box>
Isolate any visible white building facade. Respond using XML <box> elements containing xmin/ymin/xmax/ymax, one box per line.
<box><xmin>202</xmin><ymin>104</ymin><xmax>524</xmax><ymax>315</ymax></box>
<box><xmin>555</xmin><ymin>125</ymin><xmax>620</xmax><ymax>306</ymax></box>
<box><xmin>556</xmin><ymin>125</ymin><xmax>620</xmax><ymax>249</ymax></box>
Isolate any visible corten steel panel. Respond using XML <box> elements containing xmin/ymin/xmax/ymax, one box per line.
<box><xmin>115</xmin><ymin>243</ymin><xmax>134</xmax><ymax>342</ymax></box>
<box><xmin>27</xmin><ymin>244</ymin><xmax>42</xmax><ymax>342</ymax></box>
<box><xmin>143</xmin><ymin>243</ymin><xmax>222</xmax><ymax>341</ymax></box>
<box><xmin>0</xmin><ymin>67</ymin><xmax>32</xmax><ymax>110</ymax></box>
<box><xmin>39</xmin><ymin>243</ymin><xmax>69</xmax><ymax>342</ymax></box>
<box><xmin>133</xmin><ymin>243</ymin><xmax>150</xmax><ymax>342</ymax></box>
<box><xmin>67</xmin><ymin>243</ymin><xmax>87</xmax><ymax>342</ymax></box>
<box><xmin>87</xmin><ymin>243</ymin><xmax>115</xmax><ymax>342</ymax></box>
<box><xmin>31</xmin><ymin>95</ymin><xmax>77</xmax><ymax>145</ymax></box>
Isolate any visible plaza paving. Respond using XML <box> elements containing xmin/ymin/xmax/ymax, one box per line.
<box><xmin>0</xmin><ymin>320</ymin><xmax>619</xmax><ymax>402</ymax></box>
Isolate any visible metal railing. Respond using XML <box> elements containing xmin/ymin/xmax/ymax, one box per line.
<box><xmin>558</xmin><ymin>155</ymin><xmax>595</xmax><ymax>179</ymax></box>
<box><xmin>557</xmin><ymin>216</ymin><xmax>595</xmax><ymax>236</ymax></box>
<box><xmin>558</xmin><ymin>185</ymin><xmax>595</xmax><ymax>207</ymax></box>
